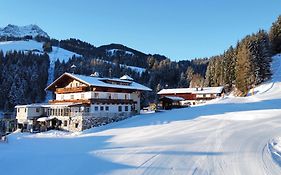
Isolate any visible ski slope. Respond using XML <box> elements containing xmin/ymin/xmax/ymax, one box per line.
<box><xmin>0</xmin><ymin>40</ymin><xmax>81</xmax><ymax>101</ymax></box>
<box><xmin>1</xmin><ymin>55</ymin><xmax>281</xmax><ymax>175</ymax></box>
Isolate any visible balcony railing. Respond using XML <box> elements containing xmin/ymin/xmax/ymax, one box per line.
<box><xmin>49</xmin><ymin>99</ymin><xmax>91</xmax><ymax>104</ymax></box>
<box><xmin>56</xmin><ymin>86</ymin><xmax>87</xmax><ymax>94</ymax></box>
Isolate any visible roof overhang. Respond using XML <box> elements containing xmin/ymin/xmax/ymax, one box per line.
<box><xmin>45</xmin><ymin>72</ymin><xmax>91</xmax><ymax>91</ymax></box>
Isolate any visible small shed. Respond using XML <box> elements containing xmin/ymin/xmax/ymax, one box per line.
<box><xmin>159</xmin><ymin>96</ymin><xmax>185</xmax><ymax>110</ymax></box>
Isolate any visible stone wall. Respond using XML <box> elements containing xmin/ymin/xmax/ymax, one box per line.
<box><xmin>54</xmin><ymin>112</ymin><xmax>134</xmax><ymax>132</ymax></box>
<box><xmin>68</xmin><ymin>116</ymin><xmax>83</xmax><ymax>132</ymax></box>
<box><xmin>81</xmin><ymin>112</ymin><xmax>133</xmax><ymax>131</ymax></box>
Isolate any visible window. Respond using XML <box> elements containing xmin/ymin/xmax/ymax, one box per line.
<box><xmin>125</xmin><ymin>94</ymin><xmax>128</xmax><ymax>100</ymax></box>
<box><xmin>94</xmin><ymin>93</ymin><xmax>99</xmax><ymax>98</ymax></box>
<box><xmin>114</xmin><ymin>94</ymin><xmax>118</xmax><ymax>99</ymax></box>
<box><xmin>70</xmin><ymin>95</ymin><xmax>74</xmax><ymax>99</ymax></box>
<box><xmin>100</xmin><ymin>106</ymin><xmax>104</xmax><ymax>111</ymax></box>
<box><xmin>105</xmin><ymin>106</ymin><xmax>109</xmax><ymax>111</ymax></box>
<box><xmin>125</xmin><ymin>106</ymin><xmax>128</xmax><ymax>111</ymax></box>
<box><xmin>108</xmin><ymin>93</ymin><xmax>111</xmax><ymax>99</ymax></box>
<box><xmin>85</xmin><ymin>107</ymin><xmax>90</xmax><ymax>113</ymax></box>
<box><xmin>64</xmin><ymin>120</ymin><xmax>68</xmax><ymax>127</ymax></box>
<box><xmin>17</xmin><ymin>108</ymin><xmax>20</xmax><ymax>113</ymax></box>
<box><xmin>75</xmin><ymin>123</ymin><xmax>79</xmax><ymax>128</ymax></box>
<box><xmin>76</xmin><ymin>83</ymin><xmax>79</xmax><ymax>87</ymax></box>
<box><xmin>61</xmin><ymin>95</ymin><xmax>64</xmax><ymax>100</ymax></box>
<box><xmin>118</xmin><ymin>106</ymin><xmax>122</xmax><ymax>112</ymax></box>
<box><xmin>94</xmin><ymin>106</ymin><xmax>99</xmax><ymax>111</ymax></box>
<box><xmin>81</xmin><ymin>94</ymin><xmax>85</xmax><ymax>99</ymax></box>
<box><xmin>25</xmin><ymin>108</ymin><xmax>27</xmax><ymax>113</ymax></box>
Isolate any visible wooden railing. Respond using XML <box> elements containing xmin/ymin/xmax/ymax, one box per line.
<box><xmin>56</xmin><ymin>86</ymin><xmax>87</xmax><ymax>94</ymax></box>
<box><xmin>49</xmin><ymin>99</ymin><xmax>91</xmax><ymax>104</ymax></box>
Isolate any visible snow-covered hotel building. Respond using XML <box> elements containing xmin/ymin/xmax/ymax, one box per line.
<box><xmin>15</xmin><ymin>73</ymin><xmax>151</xmax><ymax>132</ymax></box>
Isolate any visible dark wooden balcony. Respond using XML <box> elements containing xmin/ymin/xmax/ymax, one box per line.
<box><xmin>56</xmin><ymin>86</ymin><xmax>87</xmax><ymax>94</ymax></box>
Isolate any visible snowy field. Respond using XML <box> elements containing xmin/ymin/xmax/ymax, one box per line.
<box><xmin>1</xmin><ymin>55</ymin><xmax>281</xmax><ymax>175</ymax></box>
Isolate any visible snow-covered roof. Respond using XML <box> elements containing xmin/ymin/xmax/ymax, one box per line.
<box><xmin>158</xmin><ymin>86</ymin><xmax>224</xmax><ymax>95</ymax></box>
<box><xmin>161</xmin><ymin>96</ymin><xmax>185</xmax><ymax>101</ymax></box>
<box><xmin>15</xmin><ymin>103</ymin><xmax>74</xmax><ymax>108</ymax></box>
<box><xmin>46</xmin><ymin>72</ymin><xmax>151</xmax><ymax>91</ymax></box>
<box><xmin>120</xmin><ymin>75</ymin><xmax>134</xmax><ymax>81</ymax></box>
<box><xmin>15</xmin><ymin>103</ymin><xmax>49</xmax><ymax>108</ymax></box>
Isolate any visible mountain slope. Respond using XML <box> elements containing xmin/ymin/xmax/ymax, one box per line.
<box><xmin>1</xmin><ymin>55</ymin><xmax>281</xmax><ymax>175</ymax></box>
<box><xmin>0</xmin><ymin>40</ymin><xmax>81</xmax><ymax>101</ymax></box>
<box><xmin>0</xmin><ymin>24</ymin><xmax>49</xmax><ymax>38</ymax></box>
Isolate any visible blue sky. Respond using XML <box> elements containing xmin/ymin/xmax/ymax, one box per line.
<box><xmin>0</xmin><ymin>0</ymin><xmax>281</xmax><ymax>60</ymax></box>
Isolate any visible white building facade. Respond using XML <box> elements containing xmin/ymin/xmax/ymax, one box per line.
<box><xmin>15</xmin><ymin>73</ymin><xmax>151</xmax><ymax>132</ymax></box>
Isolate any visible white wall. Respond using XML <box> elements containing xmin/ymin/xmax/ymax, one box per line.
<box><xmin>196</xmin><ymin>94</ymin><xmax>213</xmax><ymax>98</ymax></box>
<box><xmin>16</xmin><ymin>107</ymin><xmax>45</xmax><ymax>123</ymax></box>
<box><xmin>56</xmin><ymin>91</ymin><xmax>131</xmax><ymax>101</ymax></box>
<box><xmin>90</xmin><ymin>104</ymin><xmax>132</xmax><ymax>114</ymax></box>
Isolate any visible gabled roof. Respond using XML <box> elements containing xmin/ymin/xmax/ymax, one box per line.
<box><xmin>157</xmin><ymin>86</ymin><xmax>224</xmax><ymax>95</ymax></box>
<box><xmin>45</xmin><ymin>72</ymin><xmax>152</xmax><ymax>91</ymax></box>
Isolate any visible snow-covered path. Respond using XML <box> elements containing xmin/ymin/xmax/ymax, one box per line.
<box><xmin>1</xmin><ymin>55</ymin><xmax>281</xmax><ymax>175</ymax></box>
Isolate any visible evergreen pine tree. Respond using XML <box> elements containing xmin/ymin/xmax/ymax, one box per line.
<box><xmin>269</xmin><ymin>15</ymin><xmax>281</xmax><ymax>54</ymax></box>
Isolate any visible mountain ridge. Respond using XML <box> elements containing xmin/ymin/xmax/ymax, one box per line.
<box><xmin>0</xmin><ymin>24</ymin><xmax>49</xmax><ymax>38</ymax></box>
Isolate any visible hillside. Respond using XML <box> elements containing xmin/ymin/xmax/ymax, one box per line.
<box><xmin>0</xmin><ymin>40</ymin><xmax>80</xmax><ymax>101</ymax></box>
<box><xmin>1</xmin><ymin>54</ymin><xmax>281</xmax><ymax>175</ymax></box>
